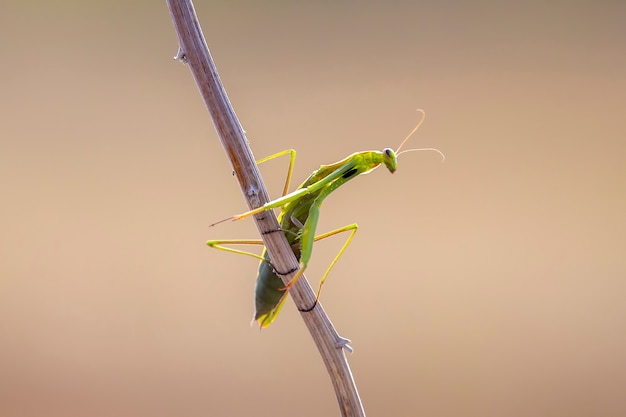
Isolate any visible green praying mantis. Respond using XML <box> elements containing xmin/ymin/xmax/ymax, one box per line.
<box><xmin>207</xmin><ymin>110</ymin><xmax>443</xmax><ymax>328</ymax></box>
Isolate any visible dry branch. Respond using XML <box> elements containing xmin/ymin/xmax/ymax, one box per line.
<box><xmin>166</xmin><ymin>1</ymin><xmax>365</xmax><ymax>416</ymax></box>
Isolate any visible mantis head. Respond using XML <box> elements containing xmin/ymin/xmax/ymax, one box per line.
<box><xmin>382</xmin><ymin>148</ymin><xmax>398</xmax><ymax>173</ymax></box>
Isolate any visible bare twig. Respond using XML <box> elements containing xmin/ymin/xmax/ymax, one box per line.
<box><xmin>166</xmin><ymin>1</ymin><xmax>365</xmax><ymax>416</ymax></box>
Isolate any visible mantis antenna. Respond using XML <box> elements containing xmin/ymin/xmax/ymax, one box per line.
<box><xmin>396</xmin><ymin>109</ymin><xmax>445</xmax><ymax>162</ymax></box>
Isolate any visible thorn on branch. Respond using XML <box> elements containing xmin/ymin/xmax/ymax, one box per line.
<box><xmin>174</xmin><ymin>47</ymin><xmax>188</xmax><ymax>63</ymax></box>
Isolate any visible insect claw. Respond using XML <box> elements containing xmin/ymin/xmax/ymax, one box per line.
<box><xmin>298</xmin><ymin>299</ymin><xmax>317</xmax><ymax>312</ymax></box>
<box><xmin>278</xmin><ymin>282</ymin><xmax>292</xmax><ymax>291</ymax></box>
<box><xmin>278</xmin><ymin>265</ymin><xmax>305</xmax><ymax>290</ymax></box>
<box><xmin>260</xmin><ymin>227</ymin><xmax>283</xmax><ymax>236</ymax></box>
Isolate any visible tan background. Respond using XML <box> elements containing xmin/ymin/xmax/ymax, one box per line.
<box><xmin>1</xmin><ymin>1</ymin><xmax>625</xmax><ymax>416</ymax></box>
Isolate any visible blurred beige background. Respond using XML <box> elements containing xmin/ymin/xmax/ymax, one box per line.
<box><xmin>1</xmin><ymin>1</ymin><xmax>625</xmax><ymax>416</ymax></box>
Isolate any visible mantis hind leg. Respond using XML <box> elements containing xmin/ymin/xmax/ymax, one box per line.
<box><xmin>313</xmin><ymin>223</ymin><xmax>358</xmax><ymax>301</ymax></box>
<box><xmin>208</xmin><ymin>225</ymin><xmax>357</xmax><ymax>323</ymax></box>
<box><xmin>208</xmin><ymin>222</ymin><xmax>358</xmax><ymax>297</ymax></box>
<box><xmin>206</xmin><ymin>239</ymin><xmax>267</xmax><ymax>263</ymax></box>
<box><xmin>281</xmin><ymin>223</ymin><xmax>359</xmax><ymax>311</ymax></box>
